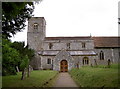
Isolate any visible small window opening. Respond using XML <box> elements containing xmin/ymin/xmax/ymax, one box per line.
<box><xmin>47</xmin><ymin>58</ymin><xmax>51</xmax><ymax>64</ymax></box>
<box><xmin>67</xmin><ymin>43</ymin><xmax>70</xmax><ymax>49</ymax></box>
<box><xmin>34</xmin><ymin>23</ymin><xmax>38</xmax><ymax>30</ymax></box>
<box><xmin>82</xmin><ymin>42</ymin><xmax>86</xmax><ymax>48</ymax></box>
<box><xmin>49</xmin><ymin>43</ymin><xmax>53</xmax><ymax>49</ymax></box>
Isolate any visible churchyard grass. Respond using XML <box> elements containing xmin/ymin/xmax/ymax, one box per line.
<box><xmin>69</xmin><ymin>63</ymin><xmax>119</xmax><ymax>87</ymax></box>
<box><xmin>2</xmin><ymin>70</ymin><xmax>58</xmax><ymax>87</ymax></box>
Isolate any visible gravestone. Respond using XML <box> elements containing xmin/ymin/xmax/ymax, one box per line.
<box><xmin>16</xmin><ymin>66</ymin><xmax>19</xmax><ymax>72</ymax></box>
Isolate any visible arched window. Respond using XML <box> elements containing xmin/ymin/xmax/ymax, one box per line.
<box><xmin>33</xmin><ymin>23</ymin><xmax>38</xmax><ymax>30</ymax></box>
<box><xmin>47</xmin><ymin>58</ymin><xmax>51</xmax><ymax>64</ymax></box>
<box><xmin>83</xmin><ymin>57</ymin><xmax>89</xmax><ymax>65</ymax></box>
<box><xmin>100</xmin><ymin>51</ymin><xmax>104</xmax><ymax>60</ymax></box>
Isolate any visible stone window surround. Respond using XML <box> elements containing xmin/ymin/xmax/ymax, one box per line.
<box><xmin>83</xmin><ymin>57</ymin><xmax>89</xmax><ymax>65</ymax></box>
<box><xmin>100</xmin><ymin>51</ymin><xmax>104</xmax><ymax>60</ymax></box>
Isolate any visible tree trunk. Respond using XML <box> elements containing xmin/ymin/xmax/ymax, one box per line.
<box><xmin>27</xmin><ymin>65</ymin><xmax>30</xmax><ymax>77</ymax></box>
<box><xmin>21</xmin><ymin>69</ymin><xmax>26</xmax><ymax>80</ymax></box>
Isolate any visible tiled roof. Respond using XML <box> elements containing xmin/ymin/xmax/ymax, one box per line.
<box><xmin>45</xmin><ymin>36</ymin><xmax>92</xmax><ymax>40</ymax></box>
<box><xmin>93</xmin><ymin>37</ymin><xmax>120</xmax><ymax>48</ymax></box>
<box><xmin>45</xmin><ymin>36</ymin><xmax>120</xmax><ymax>47</ymax></box>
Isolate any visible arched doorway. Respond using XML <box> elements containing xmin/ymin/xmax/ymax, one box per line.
<box><xmin>60</xmin><ymin>60</ymin><xmax>68</xmax><ymax>72</ymax></box>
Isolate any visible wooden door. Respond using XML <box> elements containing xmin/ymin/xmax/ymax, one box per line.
<box><xmin>60</xmin><ymin>60</ymin><xmax>68</xmax><ymax>72</ymax></box>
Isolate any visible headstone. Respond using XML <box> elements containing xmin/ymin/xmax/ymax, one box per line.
<box><xmin>108</xmin><ymin>59</ymin><xmax>111</xmax><ymax>68</ymax></box>
<box><xmin>94</xmin><ymin>59</ymin><xmax>97</xmax><ymax>66</ymax></box>
<box><xmin>29</xmin><ymin>65</ymin><xmax>33</xmax><ymax>71</ymax></box>
<box><xmin>16</xmin><ymin>66</ymin><xmax>19</xmax><ymax>72</ymax></box>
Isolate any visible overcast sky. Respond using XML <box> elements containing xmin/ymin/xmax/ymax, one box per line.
<box><xmin>11</xmin><ymin>0</ymin><xmax>119</xmax><ymax>44</ymax></box>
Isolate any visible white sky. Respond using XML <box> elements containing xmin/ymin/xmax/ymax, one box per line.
<box><xmin>11</xmin><ymin>0</ymin><xmax>119</xmax><ymax>44</ymax></box>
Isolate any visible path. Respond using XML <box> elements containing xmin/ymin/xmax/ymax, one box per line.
<box><xmin>54</xmin><ymin>73</ymin><xmax>79</xmax><ymax>87</ymax></box>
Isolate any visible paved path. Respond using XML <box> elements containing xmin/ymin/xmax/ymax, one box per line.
<box><xmin>54</xmin><ymin>73</ymin><xmax>79</xmax><ymax>87</ymax></box>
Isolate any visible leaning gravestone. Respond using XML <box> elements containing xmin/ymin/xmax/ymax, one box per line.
<box><xmin>16</xmin><ymin>66</ymin><xmax>19</xmax><ymax>72</ymax></box>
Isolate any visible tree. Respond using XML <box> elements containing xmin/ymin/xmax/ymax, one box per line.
<box><xmin>2</xmin><ymin>39</ymin><xmax>20</xmax><ymax>76</ymax></box>
<box><xmin>2</xmin><ymin>1</ymin><xmax>43</xmax><ymax>38</ymax></box>
<box><xmin>10</xmin><ymin>42</ymin><xmax>26</xmax><ymax>71</ymax></box>
<box><xmin>2</xmin><ymin>39</ymin><xmax>35</xmax><ymax>78</ymax></box>
<box><xmin>24</xmin><ymin>45</ymin><xmax>35</xmax><ymax>77</ymax></box>
<box><xmin>20</xmin><ymin>55</ymin><xmax>29</xmax><ymax>80</ymax></box>
<box><xmin>2</xmin><ymin>1</ymin><xmax>40</xmax><ymax>78</ymax></box>
<box><xmin>11</xmin><ymin>41</ymin><xmax>25</xmax><ymax>55</ymax></box>
<box><xmin>11</xmin><ymin>41</ymin><xmax>35</xmax><ymax>79</ymax></box>
<box><xmin>25</xmin><ymin>45</ymin><xmax>35</xmax><ymax>61</ymax></box>
<box><xmin>2</xmin><ymin>2</ymin><xmax>34</xmax><ymax>38</ymax></box>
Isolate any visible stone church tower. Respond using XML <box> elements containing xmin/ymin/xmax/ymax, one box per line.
<box><xmin>27</xmin><ymin>17</ymin><xmax>46</xmax><ymax>69</ymax></box>
<box><xmin>27</xmin><ymin>17</ymin><xmax>46</xmax><ymax>51</ymax></box>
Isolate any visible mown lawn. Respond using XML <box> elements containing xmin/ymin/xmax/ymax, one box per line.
<box><xmin>2</xmin><ymin>70</ymin><xmax>58</xmax><ymax>87</ymax></box>
<box><xmin>69</xmin><ymin>64</ymin><xmax>119</xmax><ymax>87</ymax></box>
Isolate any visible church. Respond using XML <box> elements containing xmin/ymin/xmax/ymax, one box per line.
<box><xmin>28</xmin><ymin>17</ymin><xmax>120</xmax><ymax>72</ymax></box>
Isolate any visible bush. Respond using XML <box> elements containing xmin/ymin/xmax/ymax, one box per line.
<box><xmin>2</xmin><ymin>39</ymin><xmax>35</xmax><ymax>76</ymax></box>
<box><xmin>2</xmin><ymin>42</ymin><xmax>20</xmax><ymax>76</ymax></box>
